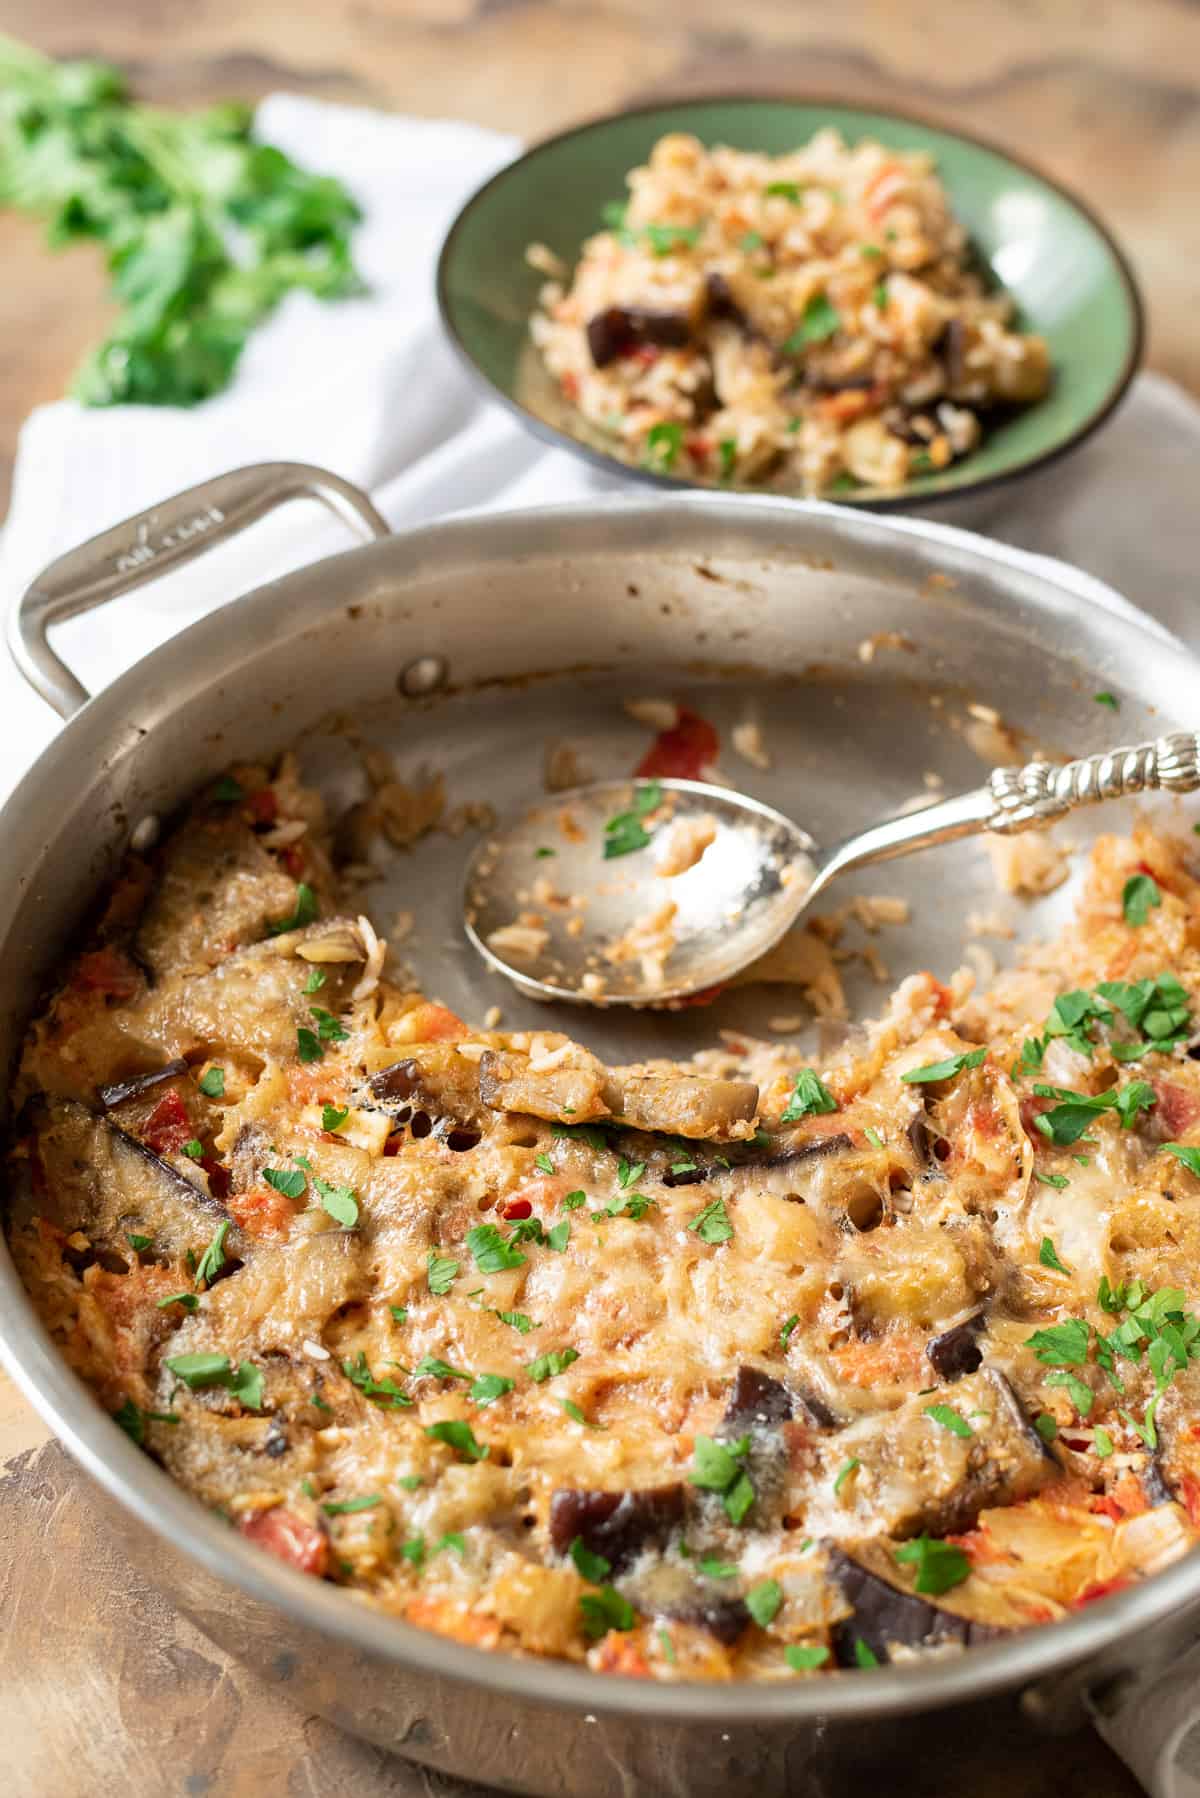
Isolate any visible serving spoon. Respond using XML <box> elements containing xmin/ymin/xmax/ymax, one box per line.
<box><xmin>463</xmin><ymin>732</ymin><xmax>1200</xmax><ymax>1006</ymax></box>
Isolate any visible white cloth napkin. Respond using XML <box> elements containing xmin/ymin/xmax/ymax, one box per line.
<box><xmin>1</xmin><ymin>89</ymin><xmax>1199</xmax><ymax>1793</ymax></box>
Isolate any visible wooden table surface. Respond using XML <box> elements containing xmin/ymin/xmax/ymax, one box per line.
<box><xmin>0</xmin><ymin>3</ymin><xmax>1192</xmax><ymax>1793</ymax></box>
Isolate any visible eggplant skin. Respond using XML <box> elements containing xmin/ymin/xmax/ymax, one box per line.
<box><xmin>548</xmin><ymin>1485</ymin><xmax>685</xmax><ymax>1572</ymax></box>
<box><xmin>98</xmin><ymin>1059</ymin><xmax>190</xmax><ymax>1110</ymax></box>
<box><xmin>661</xmin><ymin>1132</ymin><xmax>853</xmax><ymax>1189</ymax></box>
<box><xmin>655</xmin><ymin>1590</ymin><xmax>751</xmax><ymax>1647</ymax></box>
<box><xmin>723</xmin><ymin>1366</ymin><xmax>794</xmax><ymax>1433</ymax></box>
<box><xmin>826</xmin><ymin>1547</ymin><xmax>1008</xmax><ymax>1665</ymax></box>
<box><xmin>926</xmin><ymin>1312</ymin><xmax>986</xmax><ymax>1382</ymax></box>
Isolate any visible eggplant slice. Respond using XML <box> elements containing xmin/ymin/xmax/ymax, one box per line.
<box><xmin>826</xmin><ymin>1545</ymin><xmax>1007</xmax><ymax>1665</ymax></box>
<box><xmin>478</xmin><ymin>1048</ymin><xmax>758</xmax><ymax>1142</ymax></box>
<box><xmin>549</xmin><ymin>1484</ymin><xmax>685</xmax><ymax>1572</ymax></box>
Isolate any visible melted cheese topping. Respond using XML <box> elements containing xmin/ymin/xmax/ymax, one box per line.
<box><xmin>8</xmin><ymin>771</ymin><xmax>1200</xmax><ymax>1682</ymax></box>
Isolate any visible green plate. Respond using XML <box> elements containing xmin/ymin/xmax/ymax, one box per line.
<box><xmin>436</xmin><ymin>96</ymin><xmax>1143</xmax><ymax>509</ymax></box>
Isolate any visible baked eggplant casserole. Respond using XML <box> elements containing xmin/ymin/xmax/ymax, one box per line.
<box><xmin>528</xmin><ymin>131</ymin><xmax>1051</xmax><ymax>494</ymax></box>
<box><xmin>8</xmin><ymin>760</ymin><xmax>1200</xmax><ymax>1683</ymax></box>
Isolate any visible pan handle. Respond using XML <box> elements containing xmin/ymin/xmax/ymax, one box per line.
<box><xmin>8</xmin><ymin>461</ymin><xmax>391</xmax><ymax>720</ymax></box>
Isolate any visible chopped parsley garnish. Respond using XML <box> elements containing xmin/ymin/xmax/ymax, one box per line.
<box><xmin>718</xmin><ymin>436</ymin><xmax>738</xmax><ymax>480</ymax></box>
<box><xmin>535</xmin><ymin>1152</ymin><xmax>555</xmax><ymax>1174</ymax></box>
<box><xmin>552</xmin><ymin>1120</ymin><xmax>615</xmax><ymax>1151</ymax></box>
<box><xmin>545</xmin><ymin>1220</ymin><xmax>571</xmax><ymax>1251</ymax></box>
<box><xmin>688</xmin><ymin>1195</ymin><xmax>733</xmax><ymax>1244</ymax></box>
<box><xmin>310</xmin><ymin>1006</ymin><xmax>349</xmax><ymax>1043</ymax></box>
<box><xmin>1093</xmin><ymin>1426</ymin><xmax>1114</xmax><ymax>1457</ymax></box>
<box><xmin>658</xmin><ymin>1626</ymin><xmax>677</xmax><ymax>1664</ymax></box>
<box><xmin>901</xmin><ymin>1047</ymin><xmax>987</xmax><ymax>1085</ymax></box>
<box><xmin>212</xmin><ymin>775</ymin><xmax>244</xmax><ymax>803</ymax></box>
<box><xmin>322</xmin><ymin>1104</ymin><xmax>349</xmax><ymax>1132</ymax></box>
<box><xmin>495</xmin><ymin>1309</ymin><xmax>535</xmax><ymax>1333</ymax></box>
<box><xmin>263</xmin><ymin>1165</ymin><xmax>306</xmax><ymax>1199</ymax></box>
<box><xmin>297</xmin><ymin>1027</ymin><xmax>322</xmax><ymax>1063</ymax></box>
<box><xmin>782</xmin><ymin>292</ymin><xmax>840</xmax><ymax>351</ymax></box>
<box><xmin>164</xmin><ymin>1352</ymin><xmax>264</xmax><ymax>1410</ymax></box>
<box><xmin>535</xmin><ymin>846</ymin><xmax>556</xmax><ymax>859</ymax></box>
<box><xmin>643</xmin><ymin>222</ymin><xmax>703</xmax><ymax>256</ymax></box>
<box><xmin>113</xmin><ymin>1398</ymin><xmax>179</xmax><ymax>1443</ymax></box>
<box><xmin>689</xmin><ymin>1433</ymin><xmax>755</xmax><ymax>1524</ymax></box>
<box><xmin>413</xmin><ymin>1355</ymin><xmax>467</xmax><ymax>1381</ymax></box>
<box><xmin>1034</xmin><ymin>1412</ymin><xmax>1058</xmax><ymax>1443</ymax></box>
<box><xmin>872</xmin><ymin>281</ymin><xmax>888</xmax><ymax>310</ymax></box>
<box><xmin>1020</xmin><ymin>975</ymin><xmax>1191</xmax><ymax>1067</ymax></box>
<box><xmin>864</xmin><ymin>1127</ymin><xmax>885</xmax><ymax>1150</ymax></box>
<box><xmin>643</xmin><ymin>420</ymin><xmax>684</xmax><ymax>474</ymax></box>
<box><xmin>562</xmin><ymin>1190</ymin><xmax>587</xmax><ymax>1210</ymax></box>
<box><xmin>746</xmin><ymin>1579</ymin><xmax>782</xmax><ymax>1628</ymax></box>
<box><xmin>400</xmin><ymin>1534</ymin><xmax>425</xmax><ymax>1566</ymax></box>
<box><xmin>1122</xmin><ymin>873</ymin><xmax>1162</xmax><ymax>927</ymax></box>
<box><xmin>424</xmin><ymin>1419</ymin><xmax>489</xmax><ymax>1461</ymax></box>
<box><xmin>389</xmin><ymin>1304</ymin><xmax>408</xmax><ymax>1325</ymax></box>
<box><xmin>894</xmin><ymin>1535</ymin><xmax>970</xmax><ymax>1596</ymax></box>
<box><xmin>342</xmin><ymin>1352</ymin><xmax>412</xmax><ymax>1408</ymax></box>
<box><xmin>467</xmin><ymin>1222</ymin><xmax>528</xmax><ymax>1274</ymax></box>
<box><xmin>1094</xmin><ymin>692</ymin><xmax>1118</xmax><ymax>710</ymax></box>
<box><xmin>528</xmin><ymin>1347</ymin><xmax>580</xmax><ymax>1382</ymax></box>
<box><xmin>781</xmin><ymin>1068</ymin><xmax>837</xmax><ymax>1121</ymax></box>
<box><xmin>1027</xmin><ymin>1317</ymin><xmax>1090</xmax><ymax>1366</ymax></box>
<box><xmin>322</xmin><ymin>1494</ymin><xmax>382</xmax><ymax>1515</ymax></box>
<box><xmin>739</xmin><ymin>230</ymin><xmax>764</xmax><ymax>252</ymax></box>
<box><xmin>854</xmin><ymin>1638</ymin><xmax>880</xmax><ymax>1669</ymax></box>
<box><xmin>832</xmin><ymin>1457</ymin><xmax>860</xmax><ymax>1497</ymax></box>
<box><xmin>397</xmin><ymin>1474</ymin><xmax>422</xmax><ymax>1491</ymax></box>
<box><xmin>580</xmin><ymin>1586</ymin><xmax>636</xmax><ymax>1639</ymax></box>
<box><xmin>786</xmin><ymin>1644</ymin><xmax>830</xmax><ymax>1671</ymax></box>
<box><xmin>558</xmin><ymin>1398</ymin><xmax>598</xmax><ymax>1427</ymax></box>
<box><xmin>569</xmin><ymin>1537</ymin><xmax>612</xmax><ymax>1583</ymax></box>
<box><xmin>697</xmin><ymin>1555</ymin><xmax>738</xmax><ymax>1579</ymax></box>
<box><xmin>765</xmin><ymin>180</ymin><xmax>804</xmax><ymax>201</ymax></box>
<box><xmin>779</xmin><ymin>1313</ymin><xmax>799</xmax><ymax>1351</ymax></box>
<box><xmin>268</xmin><ymin>882</ymin><xmax>318</xmax><ymax>936</ymax></box>
<box><xmin>303</xmin><ymin>968</ymin><xmax>327</xmax><ymax>994</ymax></box>
<box><xmin>194</xmin><ymin>1220</ymin><xmax>229</xmax><ymax>1286</ymax></box>
<box><xmin>182</xmin><ymin>1138</ymin><xmax>203</xmax><ymax>1160</ymax></box>
<box><xmin>1039</xmin><ymin>1237</ymin><xmax>1070</xmax><ymax>1273</ymax></box>
<box><xmin>436</xmin><ymin>1532</ymin><xmax>466</xmax><ymax>1557</ymax></box>
<box><xmin>427</xmin><ymin>1250</ymin><xmax>459</xmax><ymax>1295</ymax></box>
<box><xmin>156</xmin><ymin>1290</ymin><xmax>200</xmax><ymax>1312</ymax></box>
<box><xmin>470</xmin><ymin>1373</ymin><xmax>514</xmax><ymax>1407</ymax></box>
<box><xmin>923</xmin><ymin>1404</ymin><xmax>972</xmax><ymax>1439</ymax></box>
<box><xmin>1034</xmin><ymin>1172</ymin><xmax>1070</xmax><ymax>1190</ymax></box>
<box><xmin>1032</xmin><ymin>1080</ymin><xmax>1156</xmax><ymax>1145</ymax></box>
<box><xmin>126</xmin><ymin>1233</ymin><xmax>152</xmax><ymax>1252</ymax></box>
<box><xmin>198</xmin><ymin>1065</ymin><xmax>225</xmax><ymax>1098</ymax></box>
<box><xmin>1165</xmin><ymin>1143</ymin><xmax>1200</xmax><ymax>1178</ymax></box>
<box><xmin>1045</xmin><ymin>1368</ymin><xmax>1094</xmax><ymax>1417</ymax></box>
<box><xmin>603</xmin><ymin>779</ymin><xmax>664</xmax><ymax>858</ymax></box>
<box><xmin>313</xmin><ymin>1173</ymin><xmax>358</xmax><ymax>1227</ymax></box>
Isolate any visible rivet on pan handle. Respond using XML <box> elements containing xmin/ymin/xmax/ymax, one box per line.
<box><xmin>8</xmin><ymin>462</ymin><xmax>391</xmax><ymax>720</ymax></box>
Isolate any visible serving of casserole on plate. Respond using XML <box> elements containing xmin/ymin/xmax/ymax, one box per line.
<box><xmin>10</xmin><ymin>747</ymin><xmax>1200</xmax><ymax>1682</ymax></box>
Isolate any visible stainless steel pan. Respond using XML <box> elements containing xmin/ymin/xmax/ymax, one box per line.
<box><xmin>2</xmin><ymin>464</ymin><xmax>1198</xmax><ymax>1797</ymax></box>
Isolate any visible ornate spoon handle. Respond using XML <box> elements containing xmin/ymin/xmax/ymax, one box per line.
<box><xmin>987</xmin><ymin>732</ymin><xmax>1200</xmax><ymax>833</ymax></box>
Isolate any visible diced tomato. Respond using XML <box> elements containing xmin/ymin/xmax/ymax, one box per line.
<box><xmin>405</xmin><ymin>1595</ymin><xmax>502</xmax><ymax>1648</ymax></box>
<box><xmin>245</xmin><ymin>788</ymin><xmax>278</xmax><ymax>824</ymax></box>
<box><xmin>1180</xmin><ymin>1473</ymin><xmax>1200</xmax><ymax>1530</ymax></box>
<box><xmin>1152</xmin><ymin>1080</ymin><xmax>1200</xmax><ymax>1137</ymax></box>
<box><xmin>390</xmin><ymin>1002</ymin><xmax>466</xmax><ymax>1045</ymax></box>
<box><xmin>561</xmin><ymin>373</ymin><xmax>579</xmax><ymax>401</ymax></box>
<box><xmin>590</xmin><ymin>1632</ymin><xmax>651</xmax><ymax>1677</ymax></box>
<box><xmin>502</xmin><ymin>1197</ymin><xmax>533</xmax><ymax>1220</ymax></box>
<box><xmin>239</xmin><ymin>1506</ymin><xmax>329</xmax><ymax>1577</ymax></box>
<box><xmin>1075</xmin><ymin>1578</ymin><xmax>1130</xmax><ymax>1608</ymax></box>
<box><xmin>686</xmin><ymin>434</ymin><xmax>712</xmax><ymax>459</ymax></box>
<box><xmin>281</xmin><ymin>845</ymin><xmax>305</xmax><ymax>878</ymax></box>
<box><xmin>71</xmin><ymin>946</ymin><xmax>140</xmax><ymax>1001</ymax></box>
<box><xmin>671</xmin><ymin>982</ymin><xmax>728</xmax><ymax>1008</ymax></box>
<box><xmin>632</xmin><ymin>345</ymin><xmax>659</xmax><ymax>366</ymax></box>
<box><xmin>143</xmin><ymin>1090</ymin><xmax>192</xmax><ymax>1155</ymax></box>
<box><xmin>635</xmin><ymin>707</ymin><xmax>720</xmax><ymax>781</ymax></box>
<box><xmin>228</xmin><ymin>1185</ymin><xmax>295</xmax><ymax>1239</ymax></box>
<box><xmin>828</xmin><ymin>1330</ymin><xmax>926</xmax><ymax>1388</ymax></box>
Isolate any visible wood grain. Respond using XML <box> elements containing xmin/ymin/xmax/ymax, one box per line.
<box><xmin>0</xmin><ymin>3</ymin><xmax>1192</xmax><ymax>1790</ymax></box>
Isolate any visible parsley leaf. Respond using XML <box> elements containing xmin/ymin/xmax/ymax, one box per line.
<box><xmin>1034</xmin><ymin>1412</ymin><xmax>1058</xmax><ymax>1443</ymax></box>
<box><xmin>535</xmin><ymin>1152</ymin><xmax>554</xmax><ymax>1174</ymax></box>
<box><xmin>901</xmin><ymin>1047</ymin><xmax>987</xmax><ymax>1085</ymax></box>
<box><xmin>833</xmin><ymin>1457</ymin><xmax>860</xmax><ymax>1496</ymax></box>
<box><xmin>181</xmin><ymin>1138</ymin><xmax>203</xmax><ymax>1160</ymax></box>
<box><xmin>322</xmin><ymin>1494</ymin><xmax>382</xmax><ymax>1515</ymax></box>
<box><xmin>313</xmin><ymin>1174</ymin><xmax>358</xmax><ymax>1227</ymax></box>
<box><xmin>569</xmin><ymin>1537</ymin><xmax>612</xmax><ymax>1583</ymax></box>
<box><xmin>194</xmin><ymin>1220</ymin><xmax>229</xmax><ymax>1287</ymax></box>
<box><xmin>303</xmin><ymin>968</ymin><xmax>327</xmax><ymax>994</ymax></box>
<box><xmin>296</xmin><ymin>1027</ymin><xmax>322</xmax><ymax>1063</ymax></box>
<box><xmin>687</xmin><ymin>1195</ymin><xmax>733</xmax><ymax>1244</ymax></box>
<box><xmin>155</xmin><ymin>1290</ymin><xmax>199</xmax><ymax>1312</ymax></box>
<box><xmin>310</xmin><ymin>1006</ymin><xmax>349</xmax><ymax>1043</ymax></box>
<box><xmin>198</xmin><ymin>1066</ymin><xmax>225</xmax><ymax>1099</ymax></box>
<box><xmin>211</xmin><ymin>775</ymin><xmax>244</xmax><ymax>803</ymax></box>
<box><xmin>603</xmin><ymin>780</ymin><xmax>664</xmax><ymax>858</ymax></box>
<box><xmin>1122</xmin><ymin>873</ymin><xmax>1162</xmax><ymax>927</ymax></box>
<box><xmin>1027</xmin><ymin>1318</ymin><xmax>1090</xmax><ymax>1366</ymax></box>
<box><xmin>427</xmin><ymin>1250</ymin><xmax>459</xmax><ymax>1295</ymax></box>
<box><xmin>894</xmin><ymin>1535</ymin><xmax>971</xmax><ymax>1596</ymax></box>
<box><xmin>689</xmin><ymin>1432</ymin><xmax>756</xmax><ymax>1523</ymax></box>
<box><xmin>126</xmin><ymin>1233</ymin><xmax>152</xmax><ymax>1252</ymax></box>
<box><xmin>779</xmin><ymin>1313</ymin><xmax>799</xmax><ymax>1351</ymax></box>
<box><xmin>113</xmin><ymin>1397</ymin><xmax>178</xmax><ymax>1443</ymax></box>
<box><xmin>643</xmin><ymin>222</ymin><xmax>702</xmax><ymax>257</ymax></box>
<box><xmin>322</xmin><ymin>1104</ymin><xmax>349</xmax><ymax>1132</ymax></box>
<box><xmin>746</xmin><ymin>1579</ymin><xmax>782</xmax><ymax>1628</ymax></box>
<box><xmin>528</xmin><ymin>1347</ymin><xmax>579</xmax><ymax>1382</ymax></box>
<box><xmin>470</xmin><ymin>1373</ymin><xmax>514</xmax><ymax>1407</ymax></box>
<box><xmin>1094</xmin><ymin>692</ymin><xmax>1118</xmax><ymax>710</ymax></box>
<box><xmin>413</xmin><ymin>1355</ymin><xmax>467</xmax><ymax>1381</ymax></box>
<box><xmin>466</xmin><ymin>1222</ymin><xmax>527</xmax><ymax>1274</ymax></box>
<box><xmin>1039</xmin><ymin>1237</ymin><xmax>1070</xmax><ymax>1274</ymax></box>
<box><xmin>1165</xmin><ymin>1144</ymin><xmax>1200</xmax><ymax>1178</ymax></box>
<box><xmin>268</xmin><ymin>882</ymin><xmax>318</xmax><ymax>936</ymax></box>
<box><xmin>263</xmin><ymin>1166</ymin><xmax>306</xmax><ymax>1199</ymax></box>
<box><xmin>765</xmin><ymin>180</ymin><xmax>804</xmax><ymax>201</ymax></box>
<box><xmin>342</xmin><ymin>1352</ymin><xmax>411</xmax><ymax>1408</ymax></box>
<box><xmin>495</xmin><ymin>1309</ymin><xmax>535</xmax><ymax>1333</ymax></box>
<box><xmin>1045</xmin><ymin>1367</ymin><xmax>1094</xmax><ymax>1416</ymax></box>
<box><xmin>786</xmin><ymin>1644</ymin><xmax>831</xmax><ymax>1670</ymax></box>
<box><xmin>782</xmin><ymin>292</ymin><xmax>840</xmax><ymax>351</ymax></box>
<box><xmin>923</xmin><ymin>1404</ymin><xmax>972</xmax><ymax>1439</ymax></box>
<box><xmin>580</xmin><ymin>1587</ymin><xmax>635</xmax><ymax>1638</ymax></box>
<box><xmin>854</xmin><ymin>1638</ymin><xmax>880</xmax><ymax>1669</ymax></box>
<box><xmin>424</xmin><ymin>1419</ymin><xmax>489</xmax><ymax>1461</ymax></box>
<box><xmin>164</xmin><ymin>1351</ymin><xmax>264</xmax><ymax>1410</ymax></box>
<box><xmin>781</xmin><ymin>1068</ymin><xmax>837</xmax><ymax>1122</ymax></box>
